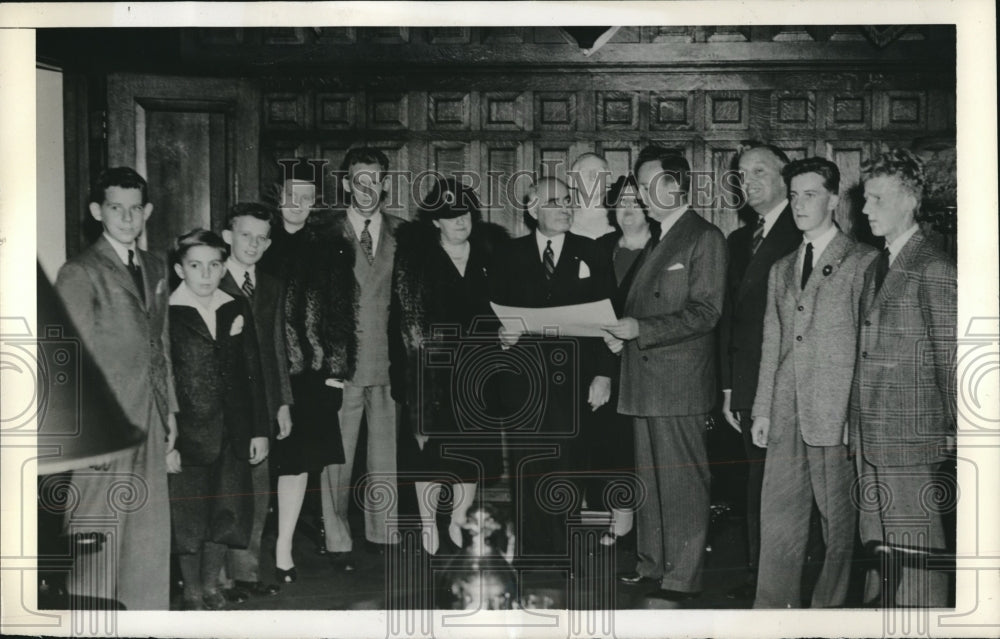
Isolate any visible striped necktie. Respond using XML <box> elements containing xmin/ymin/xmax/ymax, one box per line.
<box><xmin>242</xmin><ymin>270</ymin><xmax>255</xmax><ymax>299</ymax></box>
<box><xmin>751</xmin><ymin>215</ymin><xmax>765</xmax><ymax>255</ymax></box>
<box><xmin>360</xmin><ymin>219</ymin><xmax>374</xmax><ymax>264</ymax></box>
<box><xmin>543</xmin><ymin>240</ymin><xmax>555</xmax><ymax>279</ymax></box>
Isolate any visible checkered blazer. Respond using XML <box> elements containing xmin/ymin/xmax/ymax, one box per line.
<box><xmin>849</xmin><ymin>230</ymin><xmax>956</xmax><ymax>467</ymax></box>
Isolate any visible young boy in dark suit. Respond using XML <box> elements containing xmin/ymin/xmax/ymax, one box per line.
<box><xmin>55</xmin><ymin>167</ymin><xmax>176</xmax><ymax>610</ymax></box>
<box><xmin>219</xmin><ymin>203</ymin><xmax>294</xmax><ymax>598</ymax></box>
<box><xmin>167</xmin><ymin>229</ymin><xmax>269</xmax><ymax>610</ymax></box>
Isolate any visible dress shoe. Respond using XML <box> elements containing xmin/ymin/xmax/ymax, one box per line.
<box><xmin>234</xmin><ymin>580</ymin><xmax>280</xmax><ymax>597</ymax></box>
<box><xmin>618</xmin><ymin>572</ymin><xmax>660</xmax><ymax>587</ymax></box>
<box><xmin>202</xmin><ymin>590</ymin><xmax>227</xmax><ymax>610</ymax></box>
<box><xmin>275</xmin><ymin>566</ymin><xmax>298</xmax><ymax>583</ymax></box>
<box><xmin>329</xmin><ymin>551</ymin><xmax>355</xmax><ymax>572</ymax></box>
<box><xmin>220</xmin><ymin>586</ymin><xmax>249</xmax><ymax>603</ymax></box>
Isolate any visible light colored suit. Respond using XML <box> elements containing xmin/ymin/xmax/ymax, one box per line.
<box><xmin>54</xmin><ymin>235</ymin><xmax>176</xmax><ymax>610</ymax></box>
<box><xmin>618</xmin><ymin>208</ymin><xmax>727</xmax><ymax>592</ymax></box>
<box><xmin>751</xmin><ymin>230</ymin><xmax>876</xmax><ymax>608</ymax></box>
<box><xmin>850</xmin><ymin>230</ymin><xmax>956</xmax><ymax>606</ymax></box>
<box><xmin>321</xmin><ymin>210</ymin><xmax>405</xmax><ymax>551</ymax></box>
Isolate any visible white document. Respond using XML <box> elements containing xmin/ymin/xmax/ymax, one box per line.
<box><xmin>490</xmin><ymin>299</ymin><xmax>617</xmax><ymax>338</ymax></box>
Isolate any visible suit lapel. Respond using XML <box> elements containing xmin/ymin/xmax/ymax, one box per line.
<box><xmin>173</xmin><ymin>305</ymin><xmax>215</xmax><ymax>342</ymax></box>
<box><xmin>626</xmin><ymin>209</ymin><xmax>693</xmax><ymax>307</ymax></box>
<box><xmin>866</xmin><ymin>232</ymin><xmax>924</xmax><ymax>315</ymax></box>
<box><xmin>219</xmin><ymin>270</ymin><xmax>243</xmax><ymax>299</ymax></box>
<box><xmin>94</xmin><ymin>236</ymin><xmax>146</xmax><ymax>306</ymax></box>
<box><xmin>737</xmin><ymin>206</ymin><xmax>797</xmax><ymax>303</ymax></box>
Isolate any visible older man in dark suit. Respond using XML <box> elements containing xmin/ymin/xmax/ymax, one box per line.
<box><xmin>850</xmin><ymin>149</ymin><xmax>956</xmax><ymax>607</ymax></box>
<box><xmin>604</xmin><ymin>148</ymin><xmax>727</xmax><ymax>603</ymax></box>
<box><xmin>750</xmin><ymin>158</ymin><xmax>876</xmax><ymax>608</ymax></box>
<box><xmin>490</xmin><ymin>175</ymin><xmax>617</xmax><ymax>561</ymax></box>
<box><xmin>718</xmin><ymin>142</ymin><xmax>801</xmax><ymax>594</ymax></box>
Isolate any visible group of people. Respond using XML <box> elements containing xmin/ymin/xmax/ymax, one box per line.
<box><xmin>54</xmin><ymin>141</ymin><xmax>954</xmax><ymax>611</ymax></box>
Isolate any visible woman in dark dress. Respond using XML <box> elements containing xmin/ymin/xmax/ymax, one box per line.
<box><xmin>597</xmin><ymin>174</ymin><xmax>659</xmax><ymax>546</ymax></box>
<box><xmin>389</xmin><ymin>177</ymin><xmax>508</xmax><ymax>555</ymax></box>
<box><xmin>256</xmin><ymin>178</ymin><xmax>356</xmax><ymax>581</ymax></box>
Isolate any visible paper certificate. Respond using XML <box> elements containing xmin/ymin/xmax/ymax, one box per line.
<box><xmin>490</xmin><ymin>299</ymin><xmax>618</xmax><ymax>338</ymax></box>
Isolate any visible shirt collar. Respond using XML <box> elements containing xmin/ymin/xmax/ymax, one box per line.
<box><xmin>226</xmin><ymin>257</ymin><xmax>255</xmax><ymax>285</ymax></box>
<box><xmin>169</xmin><ymin>282</ymin><xmax>233</xmax><ymax>311</ymax></box>
<box><xmin>103</xmin><ymin>233</ymin><xmax>139</xmax><ymax>266</ymax></box>
<box><xmin>658</xmin><ymin>208</ymin><xmax>687</xmax><ymax>240</ymax></box>
<box><xmin>886</xmin><ymin>224</ymin><xmax>919</xmax><ymax>265</ymax></box>
<box><xmin>801</xmin><ymin>223</ymin><xmax>839</xmax><ymax>263</ymax></box>
<box><xmin>758</xmin><ymin>199</ymin><xmax>788</xmax><ymax>237</ymax></box>
<box><xmin>347</xmin><ymin>206</ymin><xmax>382</xmax><ymax>236</ymax></box>
<box><xmin>535</xmin><ymin>230</ymin><xmax>566</xmax><ymax>259</ymax></box>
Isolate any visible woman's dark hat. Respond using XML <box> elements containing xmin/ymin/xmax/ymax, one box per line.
<box><xmin>419</xmin><ymin>177</ymin><xmax>480</xmax><ymax>221</ymax></box>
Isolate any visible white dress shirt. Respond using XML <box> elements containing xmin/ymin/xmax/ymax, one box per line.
<box><xmin>798</xmin><ymin>223</ymin><xmax>839</xmax><ymax>281</ymax></box>
<box><xmin>347</xmin><ymin>207</ymin><xmax>383</xmax><ymax>255</ymax></box>
<box><xmin>657</xmin><ymin>208</ymin><xmax>687</xmax><ymax>241</ymax></box>
<box><xmin>757</xmin><ymin>199</ymin><xmax>788</xmax><ymax>238</ymax></box>
<box><xmin>103</xmin><ymin>233</ymin><xmax>140</xmax><ymax>266</ymax></box>
<box><xmin>535</xmin><ymin>230</ymin><xmax>566</xmax><ymax>267</ymax></box>
<box><xmin>169</xmin><ymin>284</ymin><xmax>234</xmax><ymax>339</ymax></box>
<box><xmin>226</xmin><ymin>257</ymin><xmax>255</xmax><ymax>291</ymax></box>
<box><xmin>886</xmin><ymin>223</ymin><xmax>919</xmax><ymax>266</ymax></box>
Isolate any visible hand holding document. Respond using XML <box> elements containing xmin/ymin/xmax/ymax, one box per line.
<box><xmin>490</xmin><ymin>299</ymin><xmax>618</xmax><ymax>338</ymax></box>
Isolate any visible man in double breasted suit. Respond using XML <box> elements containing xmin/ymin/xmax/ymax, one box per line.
<box><xmin>321</xmin><ymin>148</ymin><xmax>405</xmax><ymax>562</ymax></box>
<box><xmin>718</xmin><ymin>143</ymin><xmax>801</xmax><ymax>592</ymax></box>
<box><xmin>604</xmin><ymin>149</ymin><xmax>727</xmax><ymax>602</ymax></box>
<box><xmin>750</xmin><ymin>158</ymin><xmax>876</xmax><ymax>608</ymax></box>
<box><xmin>490</xmin><ymin>176</ymin><xmax>617</xmax><ymax>561</ymax></box>
<box><xmin>850</xmin><ymin>149</ymin><xmax>956</xmax><ymax>607</ymax></box>
<box><xmin>54</xmin><ymin>167</ymin><xmax>175</xmax><ymax>609</ymax></box>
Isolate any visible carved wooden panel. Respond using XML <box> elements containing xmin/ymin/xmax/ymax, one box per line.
<box><xmin>534</xmin><ymin>92</ymin><xmax>577</xmax><ymax>132</ymax></box>
<box><xmin>482</xmin><ymin>142</ymin><xmax>527</xmax><ymax>229</ymax></box>
<box><xmin>367</xmin><ymin>93</ymin><xmax>408</xmax><ymax>129</ymax></box>
<box><xmin>824</xmin><ymin>139</ymin><xmax>873</xmax><ymax>236</ymax></box>
<box><xmin>430</xmin><ymin>141</ymin><xmax>470</xmax><ymax>179</ymax></box>
<box><xmin>366</xmin><ymin>27</ymin><xmax>409</xmax><ymax>44</ymax></box>
<box><xmin>482</xmin><ymin>92</ymin><xmax>527</xmax><ymax>131</ymax></box>
<box><xmin>535</xmin><ymin>142</ymin><xmax>592</xmax><ymax>184</ymax></box>
<box><xmin>598</xmin><ymin>141</ymin><xmax>641</xmax><ymax>183</ymax></box>
<box><xmin>481</xmin><ymin>27</ymin><xmax>526</xmax><ymax>44</ymax></box>
<box><xmin>705</xmin><ymin>140</ymin><xmax>746</xmax><ymax>236</ymax></box>
<box><xmin>316</xmin><ymin>92</ymin><xmax>358</xmax><ymax>130</ymax></box>
<box><xmin>825</xmin><ymin>92</ymin><xmax>871</xmax><ymax>130</ymax></box>
<box><xmin>772</xmin><ymin>91</ymin><xmax>816</xmax><ymax>129</ymax></box>
<box><xmin>264</xmin><ymin>92</ymin><xmax>309</xmax><ymax>129</ymax></box>
<box><xmin>596</xmin><ymin>91</ymin><xmax>639</xmax><ymax>131</ymax></box>
<box><xmin>706</xmin><ymin>91</ymin><xmax>748</xmax><ymax>130</ymax></box>
<box><xmin>315</xmin><ymin>27</ymin><xmax>356</xmax><ymax>44</ymax></box>
<box><xmin>533</xmin><ymin>27</ymin><xmax>573</xmax><ymax>44</ymax></box>
<box><xmin>642</xmin><ymin>26</ymin><xmax>695</xmax><ymax>43</ymax></box>
<box><xmin>428</xmin><ymin>92</ymin><xmax>471</xmax><ymax>130</ymax></box>
<box><xmin>650</xmin><ymin>91</ymin><xmax>696</xmax><ymax>130</ymax></box>
<box><xmin>707</xmin><ymin>26</ymin><xmax>751</xmax><ymax>42</ymax></box>
<box><xmin>371</xmin><ymin>141</ymin><xmax>409</xmax><ymax>217</ymax></box>
<box><xmin>426</xmin><ymin>27</ymin><xmax>472</xmax><ymax>45</ymax></box>
<box><xmin>877</xmin><ymin>90</ymin><xmax>927</xmax><ymax>130</ymax></box>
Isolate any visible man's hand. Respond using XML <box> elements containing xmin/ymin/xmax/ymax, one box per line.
<box><xmin>721</xmin><ymin>390</ymin><xmax>741</xmax><ymax>433</ymax></box>
<box><xmin>588</xmin><ymin>376</ymin><xmax>612</xmax><ymax>411</ymax></box>
<box><xmin>603</xmin><ymin>332</ymin><xmax>624</xmax><ymax>354</ymax></box>
<box><xmin>249</xmin><ymin>437</ymin><xmax>269</xmax><ymax>465</ymax></box>
<box><xmin>498</xmin><ymin>326</ymin><xmax>522</xmax><ymax>349</ymax></box>
<box><xmin>751</xmin><ymin>417</ymin><xmax>769</xmax><ymax>448</ymax></box>
<box><xmin>166</xmin><ymin>412</ymin><xmax>178</xmax><ymax>453</ymax></box>
<box><xmin>165</xmin><ymin>449</ymin><xmax>182</xmax><ymax>474</ymax></box>
<box><xmin>276</xmin><ymin>404</ymin><xmax>293</xmax><ymax>440</ymax></box>
<box><xmin>601</xmin><ymin>317</ymin><xmax>639</xmax><ymax>341</ymax></box>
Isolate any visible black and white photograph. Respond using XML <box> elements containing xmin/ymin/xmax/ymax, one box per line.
<box><xmin>1</xmin><ymin>2</ymin><xmax>997</xmax><ymax>638</ymax></box>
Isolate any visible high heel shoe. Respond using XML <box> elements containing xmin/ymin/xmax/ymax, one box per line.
<box><xmin>275</xmin><ymin>566</ymin><xmax>297</xmax><ymax>584</ymax></box>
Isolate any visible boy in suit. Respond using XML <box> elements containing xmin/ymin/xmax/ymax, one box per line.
<box><xmin>850</xmin><ymin>149</ymin><xmax>956</xmax><ymax>606</ymax></box>
<box><xmin>55</xmin><ymin>167</ymin><xmax>175</xmax><ymax>610</ymax></box>
<box><xmin>167</xmin><ymin>229</ymin><xmax>270</xmax><ymax>610</ymax></box>
<box><xmin>603</xmin><ymin>149</ymin><xmax>727</xmax><ymax>604</ymax></box>
<box><xmin>219</xmin><ymin>203</ymin><xmax>293</xmax><ymax>598</ymax></box>
<box><xmin>750</xmin><ymin>158</ymin><xmax>876</xmax><ymax>608</ymax></box>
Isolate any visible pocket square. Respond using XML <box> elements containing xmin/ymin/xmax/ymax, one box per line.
<box><xmin>229</xmin><ymin>315</ymin><xmax>244</xmax><ymax>336</ymax></box>
<box><xmin>667</xmin><ymin>263</ymin><xmax>685</xmax><ymax>271</ymax></box>
<box><xmin>578</xmin><ymin>261</ymin><xmax>591</xmax><ymax>278</ymax></box>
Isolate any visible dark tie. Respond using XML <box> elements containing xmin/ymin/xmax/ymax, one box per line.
<box><xmin>242</xmin><ymin>270</ymin><xmax>255</xmax><ymax>299</ymax></box>
<box><xmin>360</xmin><ymin>219</ymin><xmax>374</xmax><ymax>264</ymax></box>
<box><xmin>800</xmin><ymin>242</ymin><xmax>813</xmax><ymax>290</ymax></box>
<box><xmin>873</xmin><ymin>247</ymin><xmax>890</xmax><ymax>294</ymax></box>
<box><xmin>543</xmin><ymin>240</ymin><xmax>555</xmax><ymax>279</ymax></box>
<box><xmin>127</xmin><ymin>249</ymin><xmax>145</xmax><ymax>304</ymax></box>
<box><xmin>751</xmin><ymin>215</ymin><xmax>765</xmax><ymax>255</ymax></box>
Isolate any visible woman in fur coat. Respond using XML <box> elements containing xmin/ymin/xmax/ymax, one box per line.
<box><xmin>389</xmin><ymin>176</ymin><xmax>508</xmax><ymax>555</ymax></box>
<box><xmin>256</xmin><ymin>178</ymin><xmax>357</xmax><ymax>581</ymax></box>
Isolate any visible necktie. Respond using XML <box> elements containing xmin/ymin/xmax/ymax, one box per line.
<box><xmin>242</xmin><ymin>270</ymin><xmax>255</xmax><ymax>299</ymax></box>
<box><xmin>543</xmin><ymin>240</ymin><xmax>555</xmax><ymax>279</ymax></box>
<box><xmin>360</xmin><ymin>219</ymin><xmax>374</xmax><ymax>264</ymax></box>
<box><xmin>127</xmin><ymin>249</ymin><xmax>145</xmax><ymax>304</ymax></box>
<box><xmin>751</xmin><ymin>215</ymin><xmax>765</xmax><ymax>255</ymax></box>
<box><xmin>800</xmin><ymin>242</ymin><xmax>813</xmax><ymax>290</ymax></box>
<box><xmin>873</xmin><ymin>247</ymin><xmax>890</xmax><ymax>294</ymax></box>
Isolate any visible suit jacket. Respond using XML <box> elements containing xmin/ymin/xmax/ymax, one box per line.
<box><xmin>489</xmin><ymin>232</ymin><xmax>617</xmax><ymax>434</ymax></box>
<box><xmin>329</xmin><ymin>210</ymin><xmax>405</xmax><ymax>386</ymax></box>
<box><xmin>169</xmin><ymin>298</ymin><xmax>269</xmax><ymax>465</ymax></box>
<box><xmin>619</xmin><ymin>209</ymin><xmax>727</xmax><ymax>417</ymax></box>
<box><xmin>752</xmin><ymin>231</ymin><xmax>877</xmax><ymax>446</ymax></box>
<box><xmin>220</xmin><ymin>269</ymin><xmax>294</xmax><ymax>430</ymax></box>
<box><xmin>55</xmin><ymin>235</ymin><xmax>178</xmax><ymax>432</ymax></box>
<box><xmin>719</xmin><ymin>206</ymin><xmax>801</xmax><ymax>411</ymax></box>
<box><xmin>849</xmin><ymin>231</ymin><xmax>956</xmax><ymax>467</ymax></box>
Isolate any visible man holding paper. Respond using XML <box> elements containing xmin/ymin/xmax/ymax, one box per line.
<box><xmin>604</xmin><ymin>148</ymin><xmax>727</xmax><ymax>604</ymax></box>
<box><xmin>489</xmin><ymin>176</ymin><xmax>617</xmax><ymax>562</ymax></box>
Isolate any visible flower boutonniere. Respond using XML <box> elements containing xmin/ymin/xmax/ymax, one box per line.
<box><xmin>822</xmin><ymin>264</ymin><xmax>834</xmax><ymax>277</ymax></box>
<box><xmin>230</xmin><ymin>315</ymin><xmax>244</xmax><ymax>336</ymax></box>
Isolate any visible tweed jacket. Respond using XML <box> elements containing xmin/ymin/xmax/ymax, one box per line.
<box><xmin>719</xmin><ymin>205</ymin><xmax>801</xmax><ymax>411</ymax></box>
<box><xmin>169</xmin><ymin>294</ymin><xmax>269</xmax><ymax>465</ymax></box>
<box><xmin>751</xmin><ymin>231</ymin><xmax>877</xmax><ymax>446</ymax></box>
<box><xmin>617</xmin><ymin>209</ymin><xmax>727</xmax><ymax>417</ymax></box>
<box><xmin>849</xmin><ymin>231</ymin><xmax>957</xmax><ymax>467</ymax></box>
<box><xmin>220</xmin><ymin>268</ymin><xmax>294</xmax><ymax>426</ymax></box>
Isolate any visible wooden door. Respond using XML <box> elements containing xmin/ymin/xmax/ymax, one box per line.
<box><xmin>106</xmin><ymin>73</ymin><xmax>259</xmax><ymax>255</ymax></box>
